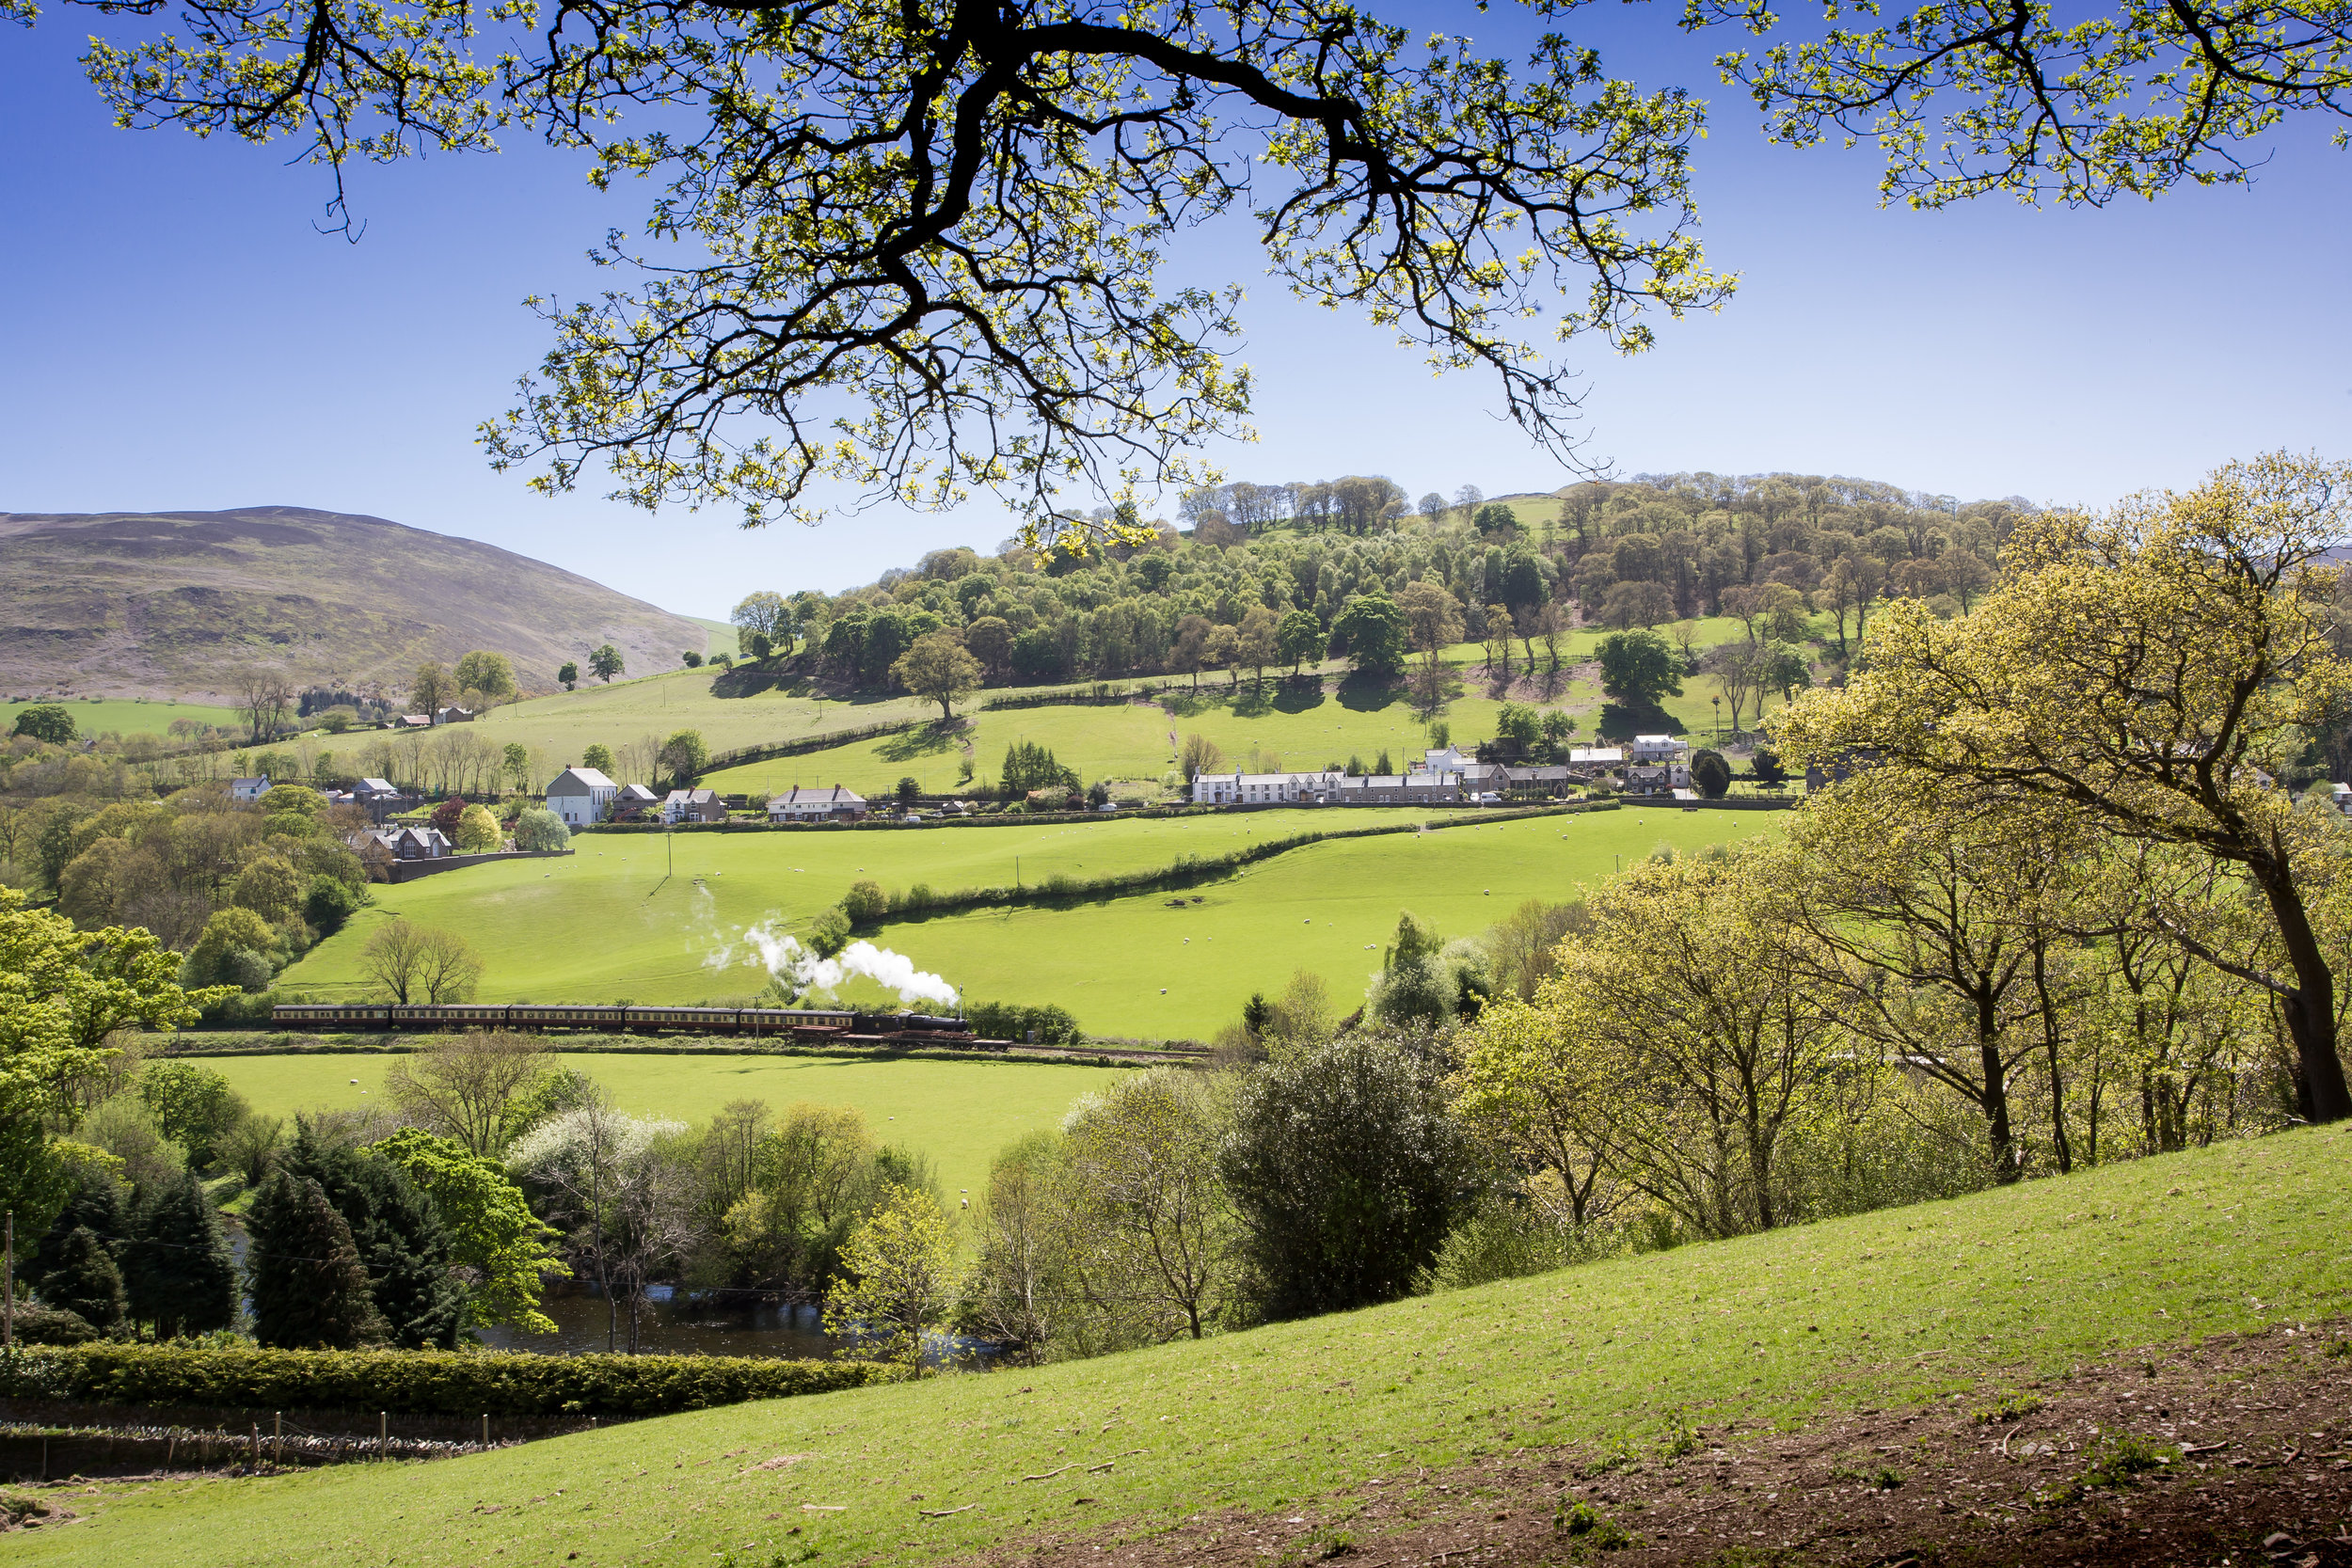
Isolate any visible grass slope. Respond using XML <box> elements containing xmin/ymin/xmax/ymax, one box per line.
<box><xmin>205</xmin><ymin>1052</ymin><xmax>1121</xmax><ymax>1204</ymax></box>
<box><xmin>276</xmin><ymin>807</ymin><xmax>1771</xmax><ymax>1036</ymax></box>
<box><xmin>0</xmin><ymin>507</ymin><xmax>709</xmax><ymax>704</ymax></box>
<box><xmin>274</xmin><ymin>807</ymin><xmax>1446</xmax><ymax>1007</ymax></box>
<box><xmin>28</xmin><ymin>1117</ymin><xmax>2350</xmax><ymax>1568</ymax></box>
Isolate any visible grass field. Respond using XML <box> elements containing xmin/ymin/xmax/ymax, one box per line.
<box><xmin>203</xmin><ymin>1052</ymin><xmax>1121</xmax><ymax>1204</ymax></box>
<box><xmin>276</xmin><ymin>805</ymin><xmax>1777</xmax><ymax>1037</ymax></box>
<box><xmin>26</xmin><ymin>1110</ymin><xmax>2347</xmax><ymax>1568</ymax></box>
<box><xmin>2</xmin><ymin>696</ymin><xmax>246</xmax><ymax>738</ymax></box>
<box><xmin>877</xmin><ymin>807</ymin><xmax>1781</xmax><ymax>1036</ymax></box>
<box><xmin>275</xmin><ymin>807</ymin><xmax>1451</xmax><ymax>1010</ymax></box>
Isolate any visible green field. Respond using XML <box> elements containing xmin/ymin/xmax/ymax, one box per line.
<box><xmin>702</xmin><ymin>685</ymin><xmax>1534</xmax><ymax>799</ymax></box>
<box><xmin>877</xmin><ymin>807</ymin><xmax>1781</xmax><ymax>1036</ymax></box>
<box><xmin>277</xmin><ymin>805</ymin><xmax>1777</xmax><ymax>1037</ymax></box>
<box><xmin>204</xmin><ymin>1052</ymin><xmax>1120</xmax><ymax>1204</ymax></box>
<box><xmin>276</xmin><ymin>807</ymin><xmax>1449</xmax><ymax>1008</ymax></box>
<box><xmin>28</xmin><ymin>1109</ymin><xmax>2347</xmax><ymax>1568</ymax></box>
<box><xmin>2</xmin><ymin>696</ymin><xmax>245</xmax><ymax>738</ymax></box>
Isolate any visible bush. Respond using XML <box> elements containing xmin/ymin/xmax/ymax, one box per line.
<box><xmin>965</xmin><ymin>1000</ymin><xmax>1082</xmax><ymax>1045</ymax></box>
<box><xmin>0</xmin><ymin>1341</ymin><xmax>899</xmax><ymax>1416</ymax></box>
<box><xmin>842</xmin><ymin>879</ymin><xmax>888</xmax><ymax>926</ymax></box>
<box><xmin>305</xmin><ymin>874</ymin><xmax>362</xmax><ymax>935</ymax></box>
<box><xmin>514</xmin><ymin>806</ymin><xmax>571</xmax><ymax>852</ymax></box>
<box><xmin>1689</xmin><ymin>748</ymin><xmax>1732</xmax><ymax>799</ymax></box>
<box><xmin>8</xmin><ymin>1305</ymin><xmax>100</xmax><ymax>1346</ymax></box>
<box><xmin>807</xmin><ymin>906</ymin><xmax>852</xmax><ymax>958</ymax></box>
<box><xmin>1220</xmin><ymin>1034</ymin><xmax>1484</xmax><ymax>1320</ymax></box>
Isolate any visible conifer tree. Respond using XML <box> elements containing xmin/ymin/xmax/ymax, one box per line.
<box><xmin>283</xmin><ymin>1131</ymin><xmax>464</xmax><ymax>1349</ymax></box>
<box><xmin>246</xmin><ymin>1172</ymin><xmax>386</xmax><ymax>1350</ymax></box>
<box><xmin>37</xmin><ymin>1227</ymin><xmax>126</xmax><ymax>1333</ymax></box>
<box><xmin>122</xmin><ymin>1167</ymin><xmax>238</xmax><ymax>1339</ymax></box>
<box><xmin>31</xmin><ymin>1166</ymin><xmax>129</xmax><ymax>1294</ymax></box>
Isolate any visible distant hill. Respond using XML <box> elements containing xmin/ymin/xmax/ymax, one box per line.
<box><xmin>0</xmin><ymin>506</ymin><xmax>712</xmax><ymax>703</ymax></box>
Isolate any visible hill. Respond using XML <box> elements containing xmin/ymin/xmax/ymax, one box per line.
<box><xmin>0</xmin><ymin>506</ymin><xmax>713</xmax><ymax>704</ymax></box>
<box><xmin>21</xmin><ymin>1114</ymin><xmax>2347</xmax><ymax>1567</ymax></box>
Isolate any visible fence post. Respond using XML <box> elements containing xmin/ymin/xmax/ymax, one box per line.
<box><xmin>250</xmin><ymin>1422</ymin><xmax>260</xmax><ymax>1469</ymax></box>
<box><xmin>275</xmin><ymin>1411</ymin><xmax>282</xmax><ymax>1467</ymax></box>
<box><xmin>380</xmin><ymin>1411</ymin><xmax>388</xmax><ymax>1459</ymax></box>
<box><xmin>482</xmin><ymin>1413</ymin><xmax>489</xmax><ymax>1449</ymax></box>
<box><xmin>4</xmin><ymin>1209</ymin><xmax>12</xmax><ymax>1349</ymax></box>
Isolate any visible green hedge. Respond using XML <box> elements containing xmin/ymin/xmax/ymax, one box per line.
<box><xmin>0</xmin><ymin>1342</ymin><xmax>898</xmax><ymax>1418</ymax></box>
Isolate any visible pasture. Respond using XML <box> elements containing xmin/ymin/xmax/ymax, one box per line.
<box><xmin>876</xmin><ymin>805</ymin><xmax>1782</xmax><ymax>1037</ymax></box>
<box><xmin>274</xmin><ymin>806</ymin><xmax>1450</xmax><ymax>1008</ymax></box>
<box><xmin>204</xmin><ymin>1051</ymin><xmax>1121</xmax><ymax>1205</ymax></box>
<box><xmin>25</xmin><ymin>1114</ymin><xmax>2347</xmax><ymax>1568</ymax></box>
<box><xmin>3</xmin><ymin>696</ymin><xmax>244</xmax><ymax>738</ymax></box>
<box><xmin>276</xmin><ymin>804</ymin><xmax>1778</xmax><ymax>1037</ymax></box>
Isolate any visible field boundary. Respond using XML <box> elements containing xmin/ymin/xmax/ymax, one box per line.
<box><xmin>863</xmin><ymin>801</ymin><xmax>1614</xmax><ymax>925</ymax></box>
<box><xmin>145</xmin><ymin>1033</ymin><xmax>1200</xmax><ymax>1064</ymax></box>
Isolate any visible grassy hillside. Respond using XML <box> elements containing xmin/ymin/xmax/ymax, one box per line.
<box><xmin>275</xmin><ymin>805</ymin><xmax>1772</xmax><ymax>1035</ymax></box>
<box><xmin>25</xmin><ymin>1112</ymin><xmax>2346</xmax><ymax>1568</ymax></box>
<box><xmin>205</xmin><ymin>1052</ymin><xmax>1121</xmax><ymax>1205</ymax></box>
<box><xmin>0</xmin><ymin>507</ymin><xmax>711</xmax><ymax>704</ymax></box>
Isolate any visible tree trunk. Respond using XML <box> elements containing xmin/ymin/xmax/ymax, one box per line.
<box><xmin>2032</xmin><ymin>944</ymin><xmax>2072</xmax><ymax>1175</ymax></box>
<box><xmin>1976</xmin><ymin>982</ymin><xmax>2019</xmax><ymax>1181</ymax></box>
<box><xmin>2254</xmin><ymin>858</ymin><xmax>2352</xmax><ymax>1123</ymax></box>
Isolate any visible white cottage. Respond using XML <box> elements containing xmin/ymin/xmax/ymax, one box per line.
<box><xmin>767</xmin><ymin>784</ymin><xmax>867</xmax><ymax>821</ymax></box>
<box><xmin>546</xmin><ymin>766</ymin><xmax>619</xmax><ymax>827</ymax></box>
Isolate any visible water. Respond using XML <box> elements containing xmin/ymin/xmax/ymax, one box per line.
<box><xmin>477</xmin><ymin>1286</ymin><xmax>842</xmax><ymax>1359</ymax></box>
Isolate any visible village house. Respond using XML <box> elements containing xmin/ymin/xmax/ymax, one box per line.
<box><xmin>433</xmin><ymin>705</ymin><xmax>476</xmax><ymax>724</ymax></box>
<box><xmin>664</xmin><ymin>786</ymin><xmax>726</xmax><ymax>824</ymax></box>
<box><xmin>1192</xmin><ymin>768</ymin><xmax>1468</xmax><ymax>806</ymax></box>
<box><xmin>767</xmin><ymin>784</ymin><xmax>867</xmax><ymax>822</ymax></box>
<box><xmin>610</xmin><ymin>783</ymin><xmax>661</xmax><ymax>821</ymax></box>
<box><xmin>229</xmin><ymin>775</ymin><xmax>269</xmax><ymax>804</ymax></box>
<box><xmin>546</xmin><ymin>766</ymin><xmax>619</xmax><ymax>827</ymax></box>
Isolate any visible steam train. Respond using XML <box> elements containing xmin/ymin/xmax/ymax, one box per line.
<box><xmin>268</xmin><ymin>1002</ymin><xmax>998</xmax><ymax>1048</ymax></box>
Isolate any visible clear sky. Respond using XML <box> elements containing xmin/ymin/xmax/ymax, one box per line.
<box><xmin>3</xmin><ymin>7</ymin><xmax>2347</xmax><ymax>618</ymax></box>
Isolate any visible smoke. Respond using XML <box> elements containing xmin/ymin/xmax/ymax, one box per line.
<box><xmin>704</xmin><ymin>919</ymin><xmax>958</xmax><ymax>1007</ymax></box>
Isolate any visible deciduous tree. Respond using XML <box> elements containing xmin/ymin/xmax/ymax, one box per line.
<box><xmin>1781</xmin><ymin>454</ymin><xmax>2352</xmax><ymax>1124</ymax></box>
<box><xmin>890</xmin><ymin>631</ymin><xmax>985</xmax><ymax>721</ymax></box>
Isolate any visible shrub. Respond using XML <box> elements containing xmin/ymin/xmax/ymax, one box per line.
<box><xmin>1221</xmin><ymin>1033</ymin><xmax>1483</xmax><ymax>1320</ymax></box>
<box><xmin>842</xmin><ymin>879</ymin><xmax>888</xmax><ymax>926</ymax></box>
<box><xmin>514</xmin><ymin>806</ymin><xmax>570</xmax><ymax>852</ymax></box>
<box><xmin>1689</xmin><ymin>747</ymin><xmax>1732</xmax><ymax>799</ymax></box>
<box><xmin>0</xmin><ymin>1342</ymin><xmax>898</xmax><ymax>1416</ymax></box>
<box><xmin>305</xmin><ymin>874</ymin><xmax>362</xmax><ymax>935</ymax></box>
<box><xmin>966</xmin><ymin>1001</ymin><xmax>1082</xmax><ymax>1045</ymax></box>
<box><xmin>807</xmin><ymin>906</ymin><xmax>852</xmax><ymax>958</ymax></box>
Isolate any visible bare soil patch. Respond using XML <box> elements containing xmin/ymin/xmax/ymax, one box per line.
<box><xmin>978</xmin><ymin>1325</ymin><xmax>2352</xmax><ymax>1568</ymax></box>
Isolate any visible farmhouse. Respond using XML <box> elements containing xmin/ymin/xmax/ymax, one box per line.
<box><xmin>546</xmin><ymin>766</ymin><xmax>619</xmax><ymax>827</ymax></box>
<box><xmin>768</xmin><ymin>784</ymin><xmax>867</xmax><ymax>821</ymax></box>
<box><xmin>664</xmin><ymin>786</ymin><xmax>726</xmax><ymax>824</ymax></box>
<box><xmin>373</xmin><ymin>825</ymin><xmax>453</xmax><ymax>861</ymax></box>
<box><xmin>228</xmin><ymin>775</ymin><xmax>269</xmax><ymax>804</ymax></box>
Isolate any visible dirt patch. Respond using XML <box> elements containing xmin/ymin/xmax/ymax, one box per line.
<box><xmin>1</xmin><ymin>1488</ymin><xmax>80</xmax><ymax>1532</ymax></box>
<box><xmin>975</xmin><ymin>1325</ymin><xmax>2352</xmax><ymax>1568</ymax></box>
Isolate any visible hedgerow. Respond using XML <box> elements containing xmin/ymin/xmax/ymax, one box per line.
<box><xmin>0</xmin><ymin>1342</ymin><xmax>898</xmax><ymax>1417</ymax></box>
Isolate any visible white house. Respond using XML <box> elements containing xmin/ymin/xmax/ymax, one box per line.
<box><xmin>229</xmin><ymin>775</ymin><xmax>270</xmax><ymax>804</ymax></box>
<box><xmin>767</xmin><ymin>784</ymin><xmax>867</xmax><ymax>821</ymax></box>
<box><xmin>1417</xmin><ymin>746</ymin><xmax>1471</xmax><ymax>773</ymax></box>
<box><xmin>1191</xmin><ymin>769</ymin><xmax>1344</xmax><ymax>805</ymax></box>
<box><xmin>1629</xmin><ymin>734</ymin><xmax>1688</xmax><ymax>764</ymax></box>
<box><xmin>546</xmin><ymin>766</ymin><xmax>619</xmax><ymax>827</ymax></box>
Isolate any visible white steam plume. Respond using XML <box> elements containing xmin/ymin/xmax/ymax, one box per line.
<box><xmin>704</xmin><ymin>919</ymin><xmax>958</xmax><ymax>1007</ymax></box>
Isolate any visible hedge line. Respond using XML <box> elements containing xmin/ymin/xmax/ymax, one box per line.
<box><xmin>703</xmin><ymin>717</ymin><xmax>929</xmax><ymax>771</ymax></box>
<box><xmin>0</xmin><ymin>1343</ymin><xmax>898</xmax><ymax>1418</ymax></box>
<box><xmin>868</xmin><ymin>800</ymin><xmax>1613</xmax><ymax>922</ymax></box>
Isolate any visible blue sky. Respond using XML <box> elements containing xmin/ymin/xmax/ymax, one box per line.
<box><xmin>3</xmin><ymin>7</ymin><xmax>2347</xmax><ymax>619</ymax></box>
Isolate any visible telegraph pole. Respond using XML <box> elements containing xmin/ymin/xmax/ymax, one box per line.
<box><xmin>4</xmin><ymin>1211</ymin><xmax>13</xmax><ymax>1349</ymax></box>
